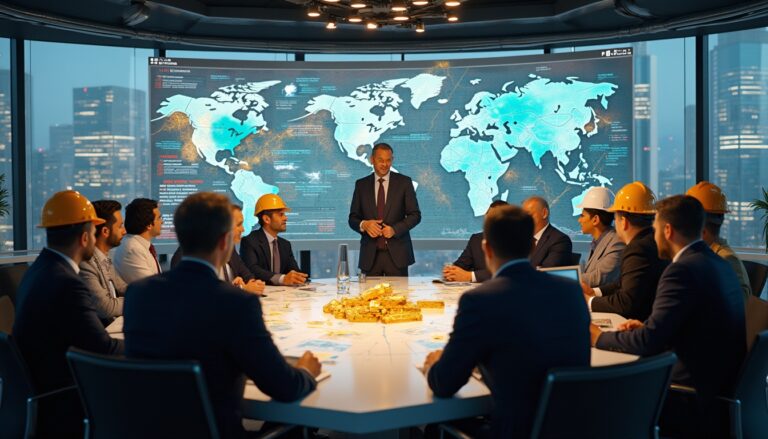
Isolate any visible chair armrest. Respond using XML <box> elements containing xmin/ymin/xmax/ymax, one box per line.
<box><xmin>439</xmin><ymin>423</ymin><xmax>474</xmax><ymax>439</ymax></box>
<box><xmin>255</xmin><ymin>424</ymin><xmax>298</xmax><ymax>439</ymax></box>
<box><xmin>669</xmin><ymin>383</ymin><xmax>696</xmax><ymax>394</ymax></box>
<box><xmin>668</xmin><ymin>384</ymin><xmax>742</xmax><ymax>439</ymax></box>
<box><xmin>25</xmin><ymin>385</ymin><xmax>79</xmax><ymax>438</ymax></box>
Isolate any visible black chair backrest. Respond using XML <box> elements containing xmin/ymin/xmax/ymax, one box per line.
<box><xmin>744</xmin><ymin>261</ymin><xmax>768</xmax><ymax>298</ymax></box>
<box><xmin>530</xmin><ymin>352</ymin><xmax>677</xmax><ymax>439</ymax></box>
<box><xmin>66</xmin><ymin>348</ymin><xmax>220</xmax><ymax>439</ymax></box>
<box><xmin>570</xmin><ymin>252</ymin><xmax>581</xmax><ymax>265</ymax></box>
<box><xmin>0</xmin><ymin>264</ymin><xmax>28</xmax><ymax>306</ymax></box>
<box><xmin>0</xmin><ymin>332</ymin><xmax>35</xmax><ymax>439</ymax></box>
<box><xmin>733</xmin><ymin>330</ymin><xmax>768</xmax><ymax>439</ymax></box>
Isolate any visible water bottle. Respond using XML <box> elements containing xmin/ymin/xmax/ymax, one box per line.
<box><xmin>337</xmin><ymin>243</ymin><xmax>350</xmax><ymax>295</ymax></box>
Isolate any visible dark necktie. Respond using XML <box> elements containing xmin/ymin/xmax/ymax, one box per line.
<box><xmin>272</xmin><ymin>239</ymin><xmax>281</xmax><ymax>274</ymax></box>
<box><xmin>223</xmin><ymin>264</ymin><xmax>232</xmax><ymax>283</ymax></box>
<box><xmin>377</xmin><ymin>177</ymin><xmax>386</xmax><ymax>249</ymax></box>
<box><xmin>148</xmin><ymin>243</ymin><xmax>161</xmax><ymax>273</ymax></box>
<box><xmin>589</xmin><ymin>239</ymin><xmax>598</xmax><ymax>260</ymax></box>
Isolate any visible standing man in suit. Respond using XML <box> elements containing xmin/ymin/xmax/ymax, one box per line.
<box><xmin>423</xmin><ymin>205</ymin><xmax>590</xmax><ymax>438</ymax></box>
<box><xmin>13</xmin><ymin>190</ymin><xmax>124</xmax><ymax>438</ymax></box>
<box><xmin>113</xmin><ymin>198</ymin><xmax>163</xmax><ymax>284</ymax></box>
<box><xmin>575</xmin><ymin>187</ymin><xmax>625</xmax><ymax>287</ymax></box>
<box><xmin>349</xmin><ymin>143</ymin><xmax>422</xmax><ymax>276</ymax></box>
<box><xmin>583</xmin><ymin>181</ymin><xmax>667</xmax><ymax>321</ymax></box>
<box><xmin>687</xmin><ymin>181</ymin><xmax>752</xmax><ymax>298</ymax></box>
<box><xmin>592</xmin><ymin>195</ymin><xmax>746</xmax><ymax>437</ymax></box>
<box><xmin>79</xmin><ymin>200</ymin><xmax>128</xmax><ymax>325</ymax></box>
<box><xmin>240</xmin><ymin>193</ymin><xmax>308</xmax><ymax>286</ymax></box>
<box><xmin>125</xmin><ymin>192</ymin><xmax>320</xmax><ymax>438</ymax></box>
<box><xmin>522</xmin><ymin>196</ymin><xmax>572</xmax><ymax>267</ymax></box>
<box><xmin>443</xmin><ymin>200</ymin><xmax>508</xmax><ymax>283</ymax></box>
<box><xmin>172</xmin><ymin>204</ymin><xmax>266</xmax><ymax>294</ymax></box>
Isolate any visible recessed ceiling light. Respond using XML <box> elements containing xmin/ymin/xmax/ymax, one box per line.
<box><xmin>366</xmin><ymin>21</ymin><xmax>378</xmax><ymax>29</ymax></box>
<box><xmin>415</xmin><ymin>21</ymin><xmax>425</xmax><ymax>32</ymax></box>
<box><xmin>447</xmin><ymin>14</ymin><xmax>458</xmax><ymax>21</ymax></box>
<box><xmin>351</xmin><ymin>1</ymin><xmax>367</xmax><ymax>8</ymax></box>
<box><xmin>391</xmin><ymin>0</ymin><xmax>408</xmax><ymax>11</ymax></box>
<box><xmin>412</xmin><ymin>0</ymin><xmax>429</xmax><ymax>5</ymax></box>
<box><xmin>445</xmin><ymin>0</ymin><xmax>460</xmax><ymax>6</ymax></box>
<box><xmin>393</xmin><ymin>15</ymin><xmax>409</xmax><ymax>21</ymax></box>
<box><xmin>307</xmin><ymin>4</ymin><xmax>322</xmax><ymax>17</ymax></box>
<box><xmin>348</xmin><ymin>15</ymin><xmax>363</xmax><ymax>23</ymax></box>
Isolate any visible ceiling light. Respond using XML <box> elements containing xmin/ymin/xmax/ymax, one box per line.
<box><xmin>351</xmin><ymin>1</ymin><xmax>367</xmax><ymax>8</ymax></box>
<box><xmin>326</xmin><ymin>18</ymin><xmax>337</xmax><ymax>29</ymax></box>
<box><xmin>348</xmin><ymin>14</ymin><xmax>363</xmax><ymax>23</ymax></box>
<box><xmin>445</xmin><ymin>0</ymin><xmax>460</xmax><ymax>6</ymax></box>
<box><xmin>393</xmin><ymin>14</ymin><xmax>409</xmax><ymax>21</ymax></box>
<box><xmin>366</xmin><ymin>21</ymin><xmax>378</xmax><ymax>29</ymax></box>
<box><xmin>391</xmin><ymin>0</ymin><xmax>408</xmax><ymax>12</ymax></box>
<box><xmin>415</xmin><ymin>21</ymin><xmax>425</xmax><ymax>32</ymax></box>
<box><xmin>447</xmin><ymin>13</ymin><xmax>458</xmax><ymax>21</ymax></box>
<box><xmin>412</xmin><ymin>0</ymin><xmax>429</xmax><ymax>5</ymax></box>
<box><xmin>307</xmin><ymin>3</ymin><xmax>322</xmax><ymax>17</ymax></box>
<box><xmin>323</xmin><ymin>0</ymin><xmax>340</xmax><ymax>2</ymax></box>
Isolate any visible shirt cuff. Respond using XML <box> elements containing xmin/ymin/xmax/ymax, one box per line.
<box><xmin>588</xmin><ymin>296</ymin><xmax>595</xmax><ymax>312</ymax></box>
<box><xmin>270</xmin><ymin>274</ymin><xmax>282</xmax><ymax>285</ymax></box>
<box><xmin>593</xmin><ymin>287</ymin><xmax>602</xmax><ymax>297</ymax></box>
<box><xmin>471</xmin><ymin>271</ymin><xmax>477</xmax><ymax>283</ymax></box>
<box><xmin>359</xmin><ymin>221</ymin><xmax>365</xmax><ymax>232</ymax></box>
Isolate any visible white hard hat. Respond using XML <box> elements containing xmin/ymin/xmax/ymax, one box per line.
<box><xmin>576</xmin><ymin>187</ymin><xmax>615</xmax><ymax>211</ymax></box>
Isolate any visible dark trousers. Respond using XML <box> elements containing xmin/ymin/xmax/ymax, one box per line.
<box><xmin>659</xmin><ymin>389</ymin><xmax>729</xmax><ymax>438</ymax></box>
<box><xmin>366</xmin><ymin>249</ymin><xmax>408</xmax><ymax>276</ymax></box>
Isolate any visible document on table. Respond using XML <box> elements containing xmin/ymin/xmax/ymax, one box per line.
<box><xmin>284</xmin><ymin>356</ymin><xmax>331</xmax><ymax>382</ymax></box>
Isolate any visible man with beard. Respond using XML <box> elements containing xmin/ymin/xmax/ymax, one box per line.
<box><xmin>80</xmin><ymin>200</ymin><xmax>129</xmax><ymax>325</ymax></box>
<box><xmin>12</xmin><ymin>190</ymin><xmax>124</xmax><ymax>438</ymax></box>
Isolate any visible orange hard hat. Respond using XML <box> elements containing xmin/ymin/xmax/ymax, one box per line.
<box><xmin>254</xmin><ymin>193</ymin><xmax>290</xmax><ymax>217</ymax></box>
<box><xmin>607</xmin><ymin>181</ymin><xmax>657</xmax><ymax>214</ymax></box>
<box><xmin>38</xmin><ymin>190</ymin><xmax>106</xmax><ymax>228</ymax></box>
<box><xmin>686</xmin><ymin>181</ymin><xmax>729</xmax><ymax>214</ymax></box>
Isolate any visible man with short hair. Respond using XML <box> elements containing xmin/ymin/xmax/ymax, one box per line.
<box><xmin>125</xmin><ymin>192</ymin><xmax>321</xmax><ymax>438</ymax></box>
<box><xmin>80</xmin><ymin>200</ymin><xmax>128</xmax><ymax>325</ymax></box>
<box><xmin>240</xmin><ymin>193</ymin><xmax>308</xmax><ymax>286</ymax></box>
<box><xmin>172</xmin><ymin>204</ymin><xmax>265</xmax><ymax>294</ymax></box>
<box><xmin>584</xmin><ymin>181</ymin><xmax>668</xmax><ymax>321</ymax></box>
<box><xmin>687</xmin><ymin>181</ymin><xmax>752</xmax><ymax>298</ymax></box>
<box><xmin>443</xmin><ymin>200</ymin><xmax>508</xmax><ymax>283</ymax></box>
<box><xmin>575</xmin><ymin>187</ymin><xmax>625</xmax><ymax>287</ymax></box>
<box><xmin>423</xmin><ymin>205</ymin><xmax>590</xmax><ymax>438</ymax></box>
<box><xmin>592</xmin><ymin>195</ymin><xmax>746</xmax><ymax>437</ymax></box>
<box><xmin>349</xmin><ymin>143</ymin><xmax>422</xmax><ymax>276</ymax></box>
<box><xmin>13</xmin><ymin>190</ymin><xmax>124</xmax><ymax>438</ymax></box>
<box><xmin>113</xmin><ymin>198</ymin><xmax>163</xmax><ymax>283</ymax></box>
<box><xmin>522</xmin><ymin>196</ymin><xmax>573</xmax><ymax>268</ymax></box>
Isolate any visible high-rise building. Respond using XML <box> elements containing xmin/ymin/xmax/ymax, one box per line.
<box><xmin>0</xmin><ymin>70</ymin><xmax>13</xmax><ymax>251</ymax></box>
<box><xmin>710</xmin><ymin>29</ymin><xmax>768</xmax><ymax>248</ymax></box>
<box><xmin>72</xmin><ymin>86</ymin><xmax>147</xmax><ymax>205</ymax></box>
<box><xmin>633</xmin><ymin>42</ymin><xmax>658</xmax><ymax>191</ymax></box>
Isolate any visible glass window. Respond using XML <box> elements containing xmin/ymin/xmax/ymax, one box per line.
<box><xmin>304</xmin><ymin>53</ymin><xmax>400</xmax><ymax>62</ymax></box>
<box><xmin>709</xmin><ymin>28</ymin><xmax>768</xmax><ymax>250</ymax></box>
<box><xmin>25</xmin><ymin>42</ymin><xmax>153</xmax><ymax>249</ymax></box>
<box><xmin>165</xmin><ymin>50</ymin><xmax>294</xmax><ymax>62</ymax></box>
<box><xmin>404</xmin><ymin>49</ymin><xmax>543</xmax><ymax>61</ymax></box>
<box><xmin>0</xmin><ymin>38</ymin><xmax>12</xmax><ymax>251</ymax></box>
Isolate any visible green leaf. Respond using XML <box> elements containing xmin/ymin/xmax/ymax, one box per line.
<box><xmin>750</xmin><ymin>187</ymin><xmax>768</xmax><ymax>253</ymax></box>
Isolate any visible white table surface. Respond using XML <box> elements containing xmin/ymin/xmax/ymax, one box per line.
<box><xmin>108</xmin><ymin>276</ymin><xmax>638</xmax><ymax>434</ymax></box>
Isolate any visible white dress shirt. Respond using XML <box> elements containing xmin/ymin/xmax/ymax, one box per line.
<box><xmin>113</xmin><ymin>234</ymin><xmax>161</xmax><ymax>284</ymax></box>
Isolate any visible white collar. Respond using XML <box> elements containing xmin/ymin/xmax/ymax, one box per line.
<box><xmin>374</xmin><ymin>171</ymin><xmax>391</xmax><ymax>182</ymax></box>
<box><xmin>46</xmin><ymin>247</ymin><xmax>80</xmax><ymax>274</ymax></box>
<box><xmin>263</xmin><ymin>229</ymin><xmax>278</xmax><ymax>244</ymax></box>
<box><xmin>672</xmin><ymin>239</ymin><xmax>703</xmax><ymax>263</ymax></box>
<box><xmin>534</xmin><ymin>223</ymin><xmax>549</xmax><ymax>242</ymax></box>
<box><xmin>180</xmin><ymin>257</ymin><xmax>219</xmax><ymax>276</ymax></box>
<box><xmin>128</xmin><ymin>234</ymin><xmax>152</xmax><ymax>249</ymax></box>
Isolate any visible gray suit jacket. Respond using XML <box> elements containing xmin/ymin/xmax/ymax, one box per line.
<box><xmin>80</xmin><ymin>250</ymin><xmax>127</xmax><ymax>322</ymax></box>
<box><xmin>582</xmin><ymin>228</ymin><xmax>625</xmax><ymax>287</ymax></box>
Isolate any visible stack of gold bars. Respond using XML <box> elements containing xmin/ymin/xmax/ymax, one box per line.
<box><xmin>322</xmin><ymin>282</ymin><xmax>444</xmax><ymax>324</ymax></box>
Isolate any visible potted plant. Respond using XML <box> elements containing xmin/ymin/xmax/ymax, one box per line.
<box><xmin>751</xmin><ymin>186</ymin><xmax>768</xmax><ymax>253</ymax></box>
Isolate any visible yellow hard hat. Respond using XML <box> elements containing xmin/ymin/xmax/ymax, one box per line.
<box><xmin>254</xmin><ymin>193</ymin><xmax>290</xmax><ymax>217</ymax></box>
<box><xmin>686</xmin><ymin>181</ymin><xmax>729</xmax><ymax>214</ymax></box>
<box><xmin>607</xmin><ymin>181</ymin><xmax>657</xmax><ymax>214</ymax></box>
<box><xmin>38</xmin><ymin>190</ymin><xmax>106</xmax><ymax>228</ymax></box>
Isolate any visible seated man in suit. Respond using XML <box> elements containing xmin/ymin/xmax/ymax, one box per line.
<box><xmin>575</xmin><ymin>187</ymin><xmax>625</xmax><ymax>287</ymax></box>
<box><xmin>687</xmin><ymin>181</ymin><xmax>752</xmax><ymax>298</ymax></box>
<box><xmin>80</xmin><ymin>200</ymin><xmax>128</xmax><ymax>326</ymax></box>
<box><xmin>522</xmin><ymin>196</ymin><xmax>573</xmax><ymax>267</ymax></box>
<box><xmin>240</xmin><ymin>193</ymin><xmax>308</xmax><ymax>286</ymax></box>
<box><xmin>443</xmin><ymin>200</ymin><xmax>508</xmax><ymax>283</ymax></box>
<box><xmin>124</xmin><ymin>192</ymin><xmax>321</xmax><ymax>438</ymax></box>
<box><xmin>583</xmin><ymin>181</ymin><xmax>668</xmax><ymax>321</ymax></box>
<box><xmin>171</xmin><ymin>203</ymin><xmax>265</xmax><ymax>294</ymax></box>
<box><xmin>592</xmin><ymin>195</ymin><xmax>746</xmax><ymax>437</ymax></box>
<box><xmin>13</xmin><ymin>190</ymin><xmax>124</xmax><ymax>438</ymax></box>
<box><xmin>423</xmin><ymin>204</ymin><xmax>590</xmax><ymax>438</ymax></box>
<box><xmin>113</xmin><ymin>198</ymin><xmax>164</xmax><ymax>283</ymax></box>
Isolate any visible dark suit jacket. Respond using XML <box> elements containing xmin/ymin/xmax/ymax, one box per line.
<box><xmin>453</xmin><ymin>232</ymin><xmax>490</xmax><ymax>282</ymax></box>
<box><xmin>171</xmin><ymin>247</ymin><xmax>255</xmax><ymax>282</ymax></box>
<box><xmin>591</xmin><ymin>227</ymin><xmax>668</xmax><ymax>320</ymax></box>
<box><xmin>348</xmin><ymin>172</ymin><xmax>421</xmax><ymax>272</ymax></box>
<box><xmin>124</xmin><ymin>261</ymin><xmax>316</xmax><ymax>438</ymax></box>
<box><xmin>529</xmin><ymin>224</ymin><xmax>573</xmax><ymax>268</ymax></box>
<box><xmin>597</xmin><ymin>241</ymin><xmax>746</xmax><ymax>405</ymax></box>
<box><xmin>239</xmin><ymin>228</ymin><xmax>300</xmax><ymax>285</ymax></box>
<box><xmin>428</xmin><ymin>262</ymin><xmax>591</xmax><ymax>438</ymax></box>
<box><xmin>12</xmin><ymin>248</ymin><xmax>124</xmax><ymax>437</ymax></box>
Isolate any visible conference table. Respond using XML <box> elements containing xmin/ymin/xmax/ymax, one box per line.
<box><xmin>108</xmin><ymin>276</ymin><xmax>637</xmax><ymax>437</ymax></box>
